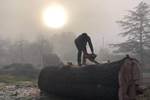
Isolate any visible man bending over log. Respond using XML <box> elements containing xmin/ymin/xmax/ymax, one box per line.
<box><xmin>75</xmin><ymin>33</ymin><xmax>98</xmax><ymax>66</ymax></box>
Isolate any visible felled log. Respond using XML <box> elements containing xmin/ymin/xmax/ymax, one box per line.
<box><xmin>38</xmin><ymin>56</ymin><xmax>141</xmax><ymax>100</ymax></box>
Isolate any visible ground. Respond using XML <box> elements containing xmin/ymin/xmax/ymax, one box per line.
<box><xmin>0</xmin><ymin>75</ymin><xmax>40</xmax><ymax>100</ymax></box>
<box><xmin>0</xmin><ymin>75</ymin><xmax>150</xmax><ymax>100</ymax></box>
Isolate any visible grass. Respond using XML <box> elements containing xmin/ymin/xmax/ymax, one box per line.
<box><xmin>0</xmin><ymin>75</ymin><xmax>37</xmax><ymax>84</ymax></box>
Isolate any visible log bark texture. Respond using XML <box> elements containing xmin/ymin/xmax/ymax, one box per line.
<box><xmin>38</xmin><ymin>57</ymin><xmax>140</xmax><ymax>100</ymax></box>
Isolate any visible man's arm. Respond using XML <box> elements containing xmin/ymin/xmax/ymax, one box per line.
<box><xmin>88</xmin><ymin>37</ymin><xmax>94</xmax><ymax>53</ymax></box>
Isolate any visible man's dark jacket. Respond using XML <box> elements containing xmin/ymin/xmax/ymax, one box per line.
<box><xmin>75</xmin><ymin>34</ymin><xmax>93</xmax><ymax>53</ymax></box>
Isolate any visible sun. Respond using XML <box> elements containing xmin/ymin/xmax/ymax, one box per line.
<box><xmin>42</xmin><ymin>4</ymin><xmax>67</xmax><ymax>28</ymax></box>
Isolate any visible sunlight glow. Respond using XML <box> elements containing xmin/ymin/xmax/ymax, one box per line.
<box><xmin>42</xmin><ymin>4</ymin><xmax>67</xmax><ymax>28</ymax></box>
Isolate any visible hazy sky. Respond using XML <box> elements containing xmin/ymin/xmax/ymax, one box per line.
<box><xmin>0</xmin><ymin>0</ymin><xmax>149</xmax><ymax>47</ymax></box>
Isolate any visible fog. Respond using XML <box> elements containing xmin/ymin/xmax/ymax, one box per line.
<box><xmin>1</xmin><ymin>1</ymin><xmax>150</xmax><ymax>100</ymax></box>
<box><xmin>1</xmin><ymin>0</ymin><xmax>148</xmax><ymax>38</ymax></box>
<box><xmin>0</xmin><ymin>0</ymin><xmax>150</xmax><ymax>64</ymax></box>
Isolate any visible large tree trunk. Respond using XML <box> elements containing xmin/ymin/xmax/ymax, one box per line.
<box><xmin>38</xmin><ymin>57</ymin><xmax>140</xmax><ymax>100</ymax></box>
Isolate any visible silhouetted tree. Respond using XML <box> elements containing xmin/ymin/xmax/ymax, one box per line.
<box><xmin>112</xmin><ymin>2</ymin><xmax>150</xmax><ymax>64</ymax></box>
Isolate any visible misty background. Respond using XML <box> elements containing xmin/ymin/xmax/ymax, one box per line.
<box><xmin>0</xmin><ymin>1</ymin><xmax>150</xmax><ymax>100</ymax></box>
<box><xmin>0</xmin><ymin>0</ymin><xmax>150</xmax><ymax>67</ymax></box>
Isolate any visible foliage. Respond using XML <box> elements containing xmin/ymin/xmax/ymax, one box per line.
<box><xmin>0</xmin><ymin>35</ymin><xmax>63</xmax><ymax>67</ymax></box>
<box><xmin>112</xmin><ymin>2</ymin><xmax>150</xmax><ymax>59</ymax></box>
<box><xmin>0</xmin><ymin>75</ymin><xmax>35</xmax><ymax>83</ymax></box>
<box><xmin>0</xmin><ymin>63</ymin><xmax>40</xmax><ymax>80</ymax></box>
